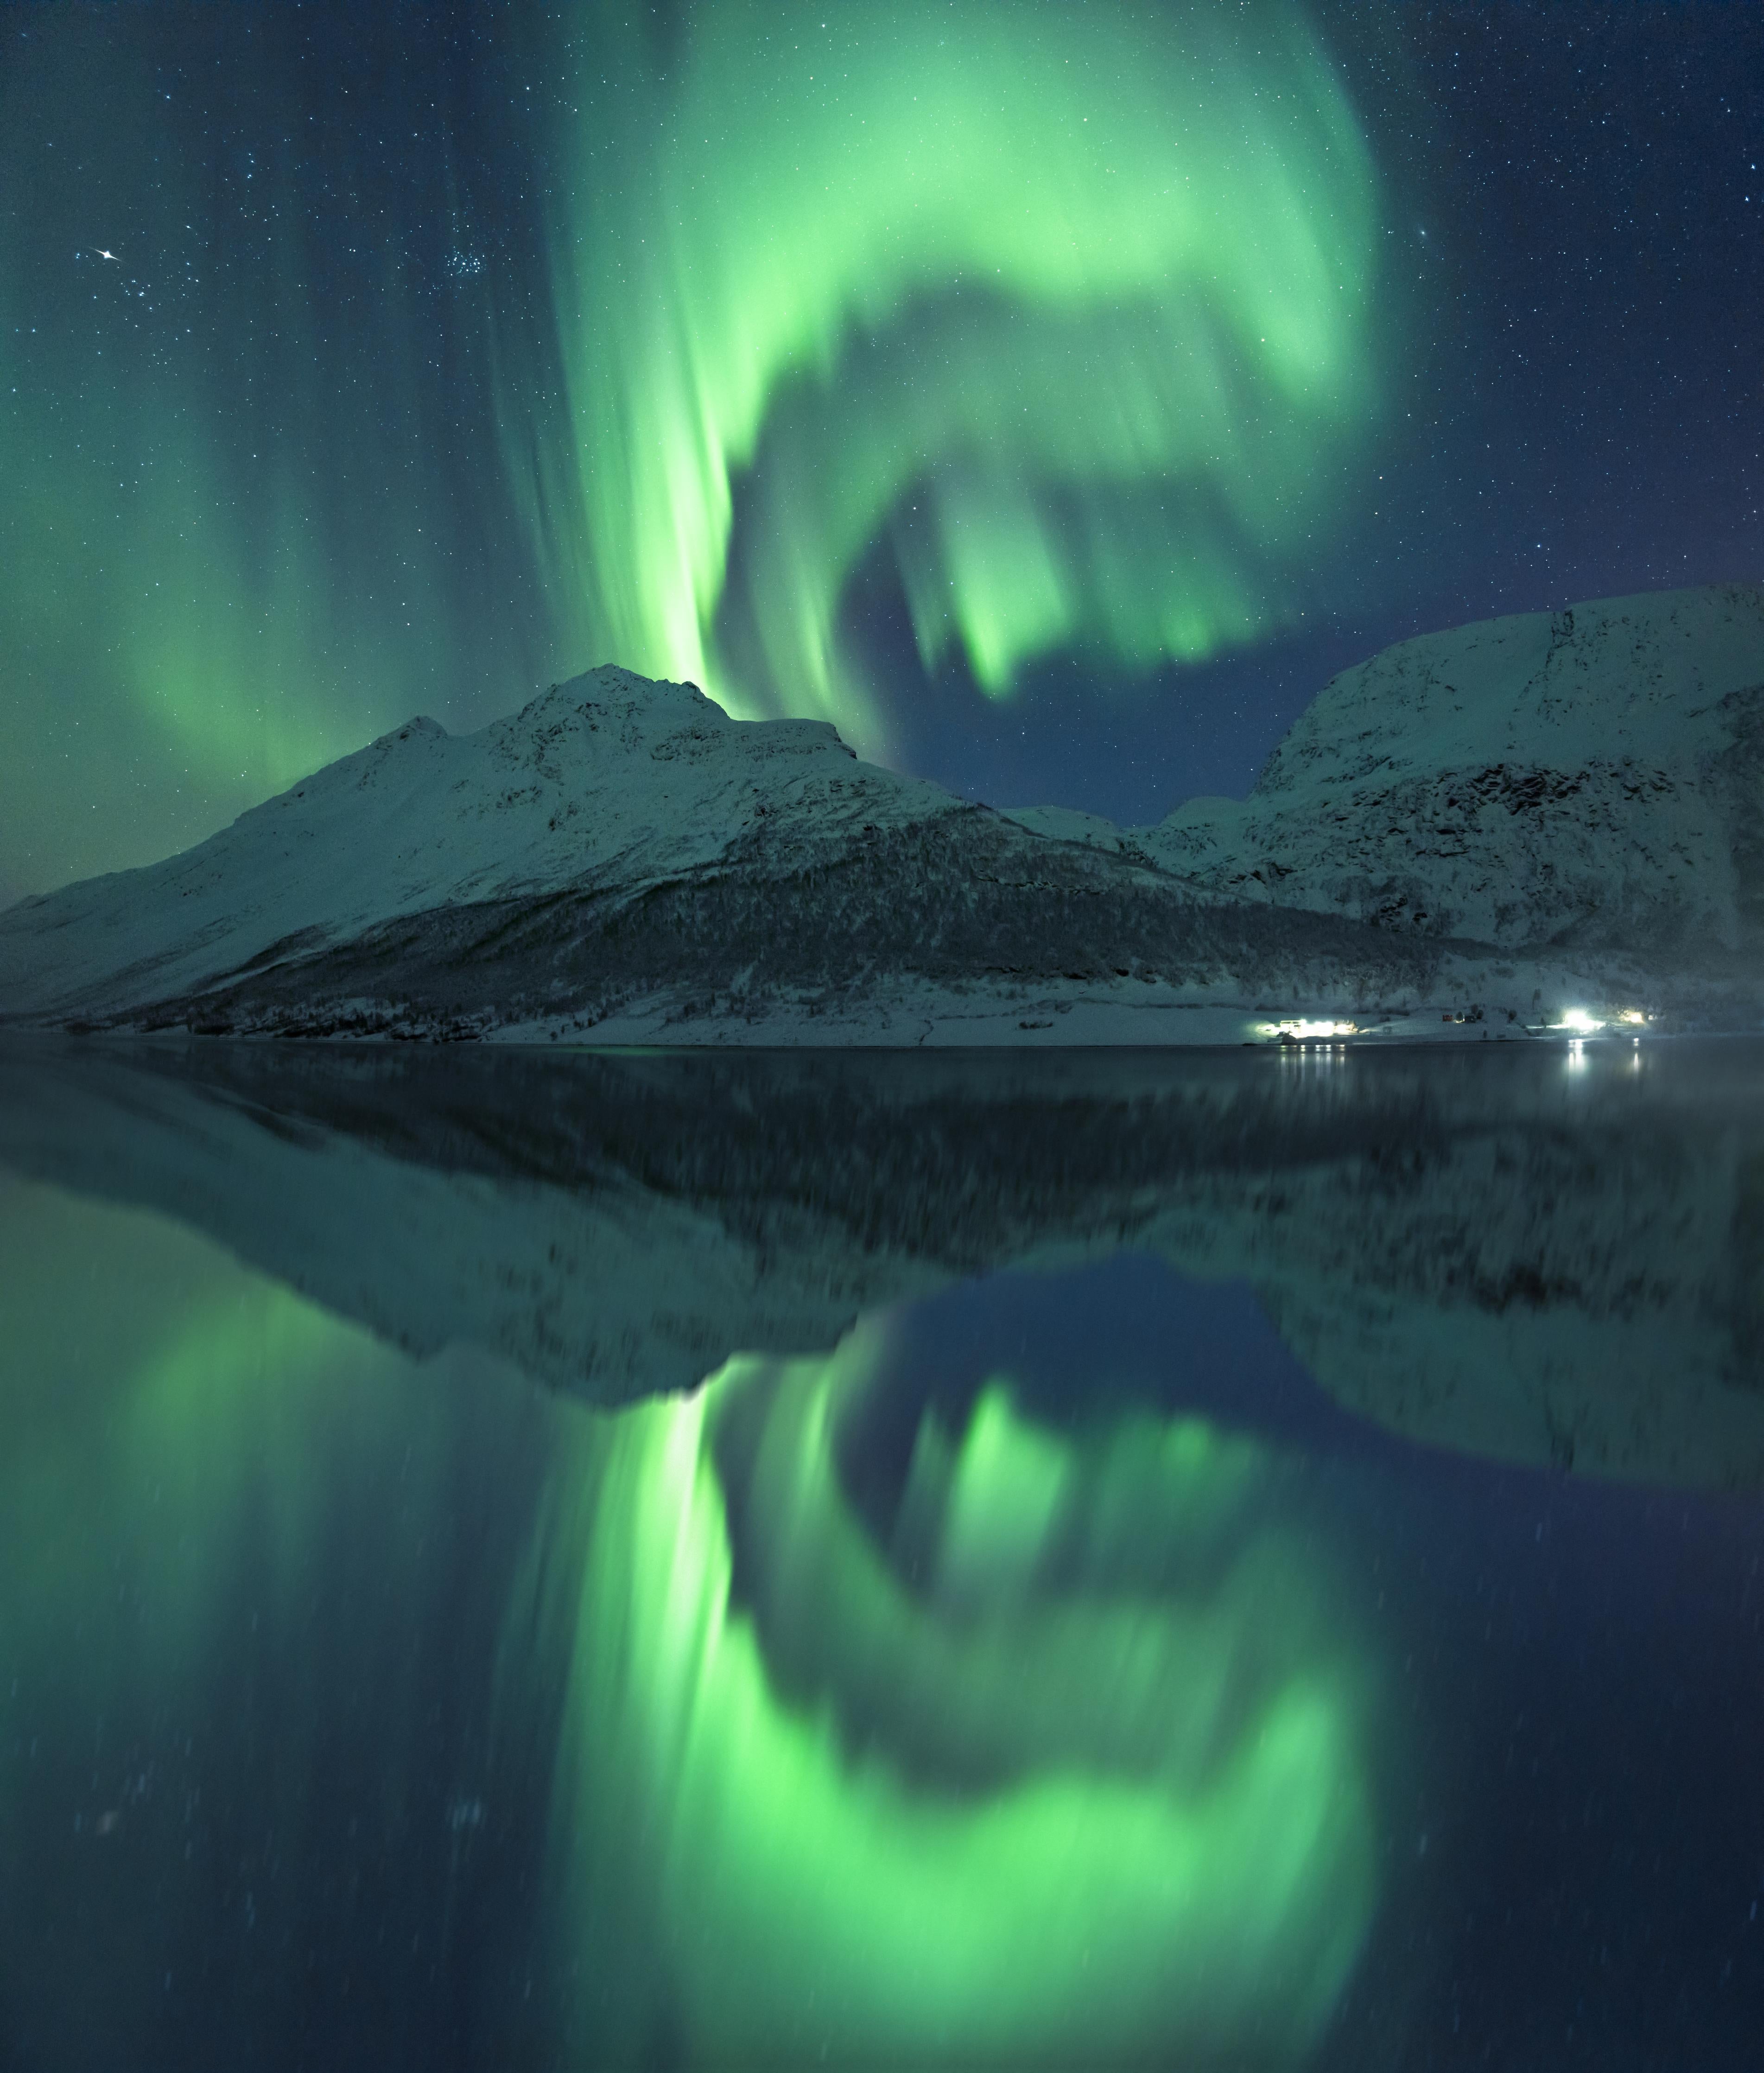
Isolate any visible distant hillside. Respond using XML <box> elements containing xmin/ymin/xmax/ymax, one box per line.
<box><xmin>1142</xmin><ymin>583</ymin><xmax>1764</xmax><ymax>958</ymax></box>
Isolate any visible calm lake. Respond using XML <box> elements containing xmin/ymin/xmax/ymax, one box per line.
<box><xmin>1</xmin><ymin>1037</ymin><xmax>1760</xmax><ymax>2069</ymax></box>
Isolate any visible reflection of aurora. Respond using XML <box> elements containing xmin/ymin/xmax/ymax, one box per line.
<box><xmin>514</xmin><ymin>0</ymin><xmax>1378</xmax><ymax>753</ymax></box>
<box><xmin>0</xmin><ymin>1202</ymin><xmax>550</xmax><ymax>2068</ymax></box>
<box><xmin>0</xmin><ymin>1179</ymin><xmax>1378</xmax><ymax>2066</ymax></box>
<box><xmin>533</xmin><ymin>1324</ymin><xmax>1377</xmax><ymax>2067</ymax></box>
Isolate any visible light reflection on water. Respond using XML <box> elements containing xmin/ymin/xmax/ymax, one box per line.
<box><xmin>529</xmin><ymin>1330</ymin><xmax>1374</xmax><ymax>2067</ymax></box>
<box><xmin>0</xmin><ymin>1039</ymin><xmax>1762</xmax><ymax>2067</ymax></box>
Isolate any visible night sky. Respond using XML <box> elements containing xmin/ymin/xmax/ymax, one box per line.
<box><xmin>2</xmin><ymin>0</ymin><xmax>1760</xmax><ymax>908</ymax></box>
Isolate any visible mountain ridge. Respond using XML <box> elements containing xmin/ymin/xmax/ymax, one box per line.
<box><xmin>1140</xmin><ymin>582</ymin><xmax>1764</xmax><ymax>954</ymax></box>
<box><xmin>3</xmin><ymin>582</ymin><xmax>1761</xmax><ymax>1043</ymax></box>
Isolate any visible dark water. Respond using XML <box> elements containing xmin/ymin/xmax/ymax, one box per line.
<box><xmin>0</xmin><ymin>1037</ymin><xmax>1760</xmax><ymax>2070</ymax></box>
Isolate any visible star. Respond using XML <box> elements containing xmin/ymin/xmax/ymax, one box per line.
<box><xmin>96</xmin><ymin>248</ymin><xmax>118</xmax><ymax>261</ymax></box>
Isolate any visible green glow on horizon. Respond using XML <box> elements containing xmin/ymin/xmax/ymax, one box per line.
<box><xmin>516</xmin><ymin>0</ymin><xmax>1377</xmax><ymax>751</ymax></box>
<box><xmin>0</xmin><ymin>12</ymin><xmax>547</xmax><ymax>897</ymax></box>
<box><xmin>535</xmin><ymin>1325</ymin><xmax>1378</xmax><ymax>2067</ymax></box>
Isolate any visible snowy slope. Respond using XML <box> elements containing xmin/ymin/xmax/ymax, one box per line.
<box><xmin>0</xmin><ymin>670</ymin><xmax>1437</xmax><ymax>1038</ymax></box>
<box><xmin>1142</xmin><ymin>583</ymin><xmax>1764</xmax><ymax>952</ymax></box>
<box><xmin>0</xmin><ymin>668</ymin><xmax>955</xmax><ymax>1017</ymax></box>
<box><xmin>3</xmin><ymin>584</ymin><xmax>1762</xmax><ymax>1040</ymax></box>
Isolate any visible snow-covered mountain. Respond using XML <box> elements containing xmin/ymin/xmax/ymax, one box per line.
<box><xmin>0</xmin><ymin>666</ymin><xmax>1433</xmax><ymax>1039</ymax></box>
<box><xmin>0</xmin><ymin>671</ymin><xmax>956</xmax><ymax>1020</ymax></box>
<box><xmin>1140</xmin><ymin>582</ymin><xmax>1764</xmax><ymax>957</ymax></box>
<box><xmin>2</xmin><ymin>582</ymin><xmax>1761</xmax><ymax>1042</ymax></box>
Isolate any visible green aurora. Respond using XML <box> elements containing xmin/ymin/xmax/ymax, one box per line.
<box><xmin>513</xmin><ymin>0</ymin><xmax>1378</xmax><ymax>756</ymax></box>
<box><xmin>0</xmin><ymin>6</ymin><xmax>551</xmax><ymax>897</ymax></box>
<box><xmin>0</xmin><ymin>0</ymin><xmax>1377</xmax><ymax>896</ymax></box>
<box><xmin>0</xmin><ymin>1183</ymin><xmax>1381</xmax><ymax>2067</ymax></box>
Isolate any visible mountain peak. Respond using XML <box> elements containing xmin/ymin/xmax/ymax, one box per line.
<box><xmin>524</xmin><ymin>663</ymin><xmax>719</xmax><ymax>725</ymax></box>
<box><xmin>5</xmin><ymin>583</ymin><xmax>1763</xmax><ymax>1041</ymax></box>
<box><xmin>1262</xmin><ymin>580</ymin><xmax>1764</xmax><ymax>790</ymax></box>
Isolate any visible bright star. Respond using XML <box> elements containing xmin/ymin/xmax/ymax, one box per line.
<box><xmin>96</xmin><ymin>248</ymin><xmax>119</xmax><ymax>261</ymax></box>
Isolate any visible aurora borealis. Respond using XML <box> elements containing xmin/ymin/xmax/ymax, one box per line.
<box><xmin>4</xmin><ymin>2</ymin><xmax>1761</xmax><ymax>903</ymax></box>
<box><xmin>511</xmin><ymin>1</ymin><xmax>1376</xmax><ymax>752</ymax></box>
<box><xmin>7</xmin><ymin>0</ymin><xmax>1764</xmax><ymax>2032</ymax></box>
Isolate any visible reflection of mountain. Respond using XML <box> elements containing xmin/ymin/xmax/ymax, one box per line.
<box><xmin>0</xmin><ymin>1174</ymin><xmax>1379</xmax><ymax>2071</ymax></box>
<box><xmin>5</xmin><ymin>1036</ymin><xmax>1762</xmax><ymax>1488</ymax></box>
